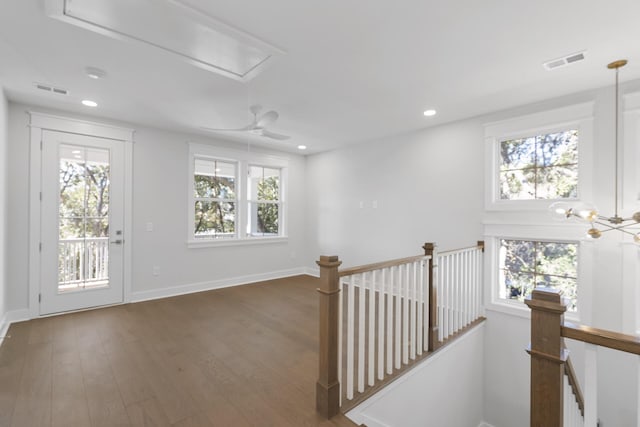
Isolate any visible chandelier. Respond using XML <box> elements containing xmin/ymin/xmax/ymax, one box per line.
<box><xmin>549</xmin><ymin>59</ymin><xmax>640</xmax><ymax>242</ymax></box>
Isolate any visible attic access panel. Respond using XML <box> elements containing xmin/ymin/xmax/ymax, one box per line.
<box><xmin>45</xmin><ymin>0</ymin><xmax>284</xmax><ymax>81</ymax></box>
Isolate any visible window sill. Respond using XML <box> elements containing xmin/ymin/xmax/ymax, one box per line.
<box><xmin>486</xmin><ymin>300</ymin><xmax>580</xmax><ymax>323</ymax></box>
<box><xmin>187</xmin><ymin>236</ymin><xmax>288</xmax><ymax>249</ymax></box>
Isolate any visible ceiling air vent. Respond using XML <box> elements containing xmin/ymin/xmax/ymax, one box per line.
<box><xmin>35</xmin><ymin>83</ymin><xmax>69</xmax><ymax>95</ymax></box>
<box><xmin>543</xmin><ymin>51</ymin><xmax>586</xmax><ymax>70</ymax></box>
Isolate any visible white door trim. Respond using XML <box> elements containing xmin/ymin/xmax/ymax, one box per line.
<box><xmin>28</xmin><ymin>111</ymin><xmax>134</xmax><ymax>318</ymax></box>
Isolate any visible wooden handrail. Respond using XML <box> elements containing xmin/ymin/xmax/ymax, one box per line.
<box><xmin>437</xmin><ymin>242</ymin><xmax>484</xmax><ymax>256</ymax></box>
<box><xmin>338</xmin><ymin>255</ymin><xmax>428</xmax><ymax>278</ymax></box>
<box><xmin>564</xmin><ymin>355</ymin><xmax>584</xmax><ymax>417</ymax></box>
<box><xmin>316</xmin><ymin>241</ymin><xmax>485</xmax><ymax>419</ymax></box>
<box><xmin>526</xmin><ymin>287</ymin><xmax>640</xmax><ymax>426</ymax></box>
<box><xmin>562</xmin><ymin>321</ymin><xmax>640</xmax><ymax>355</ymax></box>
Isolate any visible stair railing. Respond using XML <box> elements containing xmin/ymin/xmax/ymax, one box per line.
<box><xmin>526</xmin><ymin>288</ymin><xmax>640</xmax><ymax>427</ymax></box>
<box><xmin>316</xmin><ymin>241</ymin><xmax>485</xmax><ymax>418</ymax></box>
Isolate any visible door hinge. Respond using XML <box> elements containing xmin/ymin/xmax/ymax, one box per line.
<box><xmin>38</xmin><ymin>293</ymin><xmax>41</xmax><ymax>303</ymax></box>
<box><xmin>39</xmin><ymin>192</ymin><xmax>42</xmax><ymax>201</ymax></box>
<box><xmin>40</xmin><ymin>140</ymin><xmax>43</xmax><ymax>150</ymax></box>
<box><xmin>39</xmin><ymin>242</ymin><xmax>42</xmax><ymax>252</ymax></box>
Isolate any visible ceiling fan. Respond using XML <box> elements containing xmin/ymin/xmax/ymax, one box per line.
<box><xmin>202</xmin><ymin>105</ymin><xmax>291</xmax><ymax>140</ymax></box>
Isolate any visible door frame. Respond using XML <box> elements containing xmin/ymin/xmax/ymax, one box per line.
<box><xmin>28</xmin><ymin>111</ymin><xmax>134</xmax><ymax>318</ymax></box>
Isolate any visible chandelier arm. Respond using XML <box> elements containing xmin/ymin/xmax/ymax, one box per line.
<box><xmin>612</xmin><ymin>222</ymin><xmax>640</xmax><ymax>231</ymax></box>
<box><xmin>592</xmin><ymin>221</ymin><xmax>618</xmax><ymax>231</ymax></box>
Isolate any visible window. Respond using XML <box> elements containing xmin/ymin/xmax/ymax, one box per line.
<box><xmin>499</xmin><ymin>130</ymin><xmax>578</xmax><ymax>200</ymax></box>
<box><xmin>498</xmin><ymin>239</ymin><xmax>578</xmax><ymax>311</ymax></box>
<box><xmin>194</xmin><ymin>158</ymin><xmax>237</xmax><ymax>239</ymax></box>
<box><xmin>247</xmin><ymin>166</ymin><xmax>281</xmax><ymax>236</ymax></box>
<box><xmin>484</xmin><ymin>102</ymin><xmax>593</xmax><ymax>211</ymax></box>
<box><xmin>188</xmin><ymin>144</ymin><xmax>287</xmax><ymax>246</ymax></box>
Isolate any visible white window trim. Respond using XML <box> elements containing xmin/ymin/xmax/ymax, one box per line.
<box><xmin>484</xmin><ymin>102</ymin><xmax>594</xmax><ymax>211</ymax></box>
<box><xmin>622</xmin><ymin>91</ymin><xmax>640</xmax><ymax>334</ymax></box>
<box><xmin>483</xmin><ymin>223</ymin><xmax>592</xmax><ymax>323</ymax></box>
<box><xmin>187</xmin><ymin>143</ymin><xmax>288</xmax><ymax>248</ymax></box>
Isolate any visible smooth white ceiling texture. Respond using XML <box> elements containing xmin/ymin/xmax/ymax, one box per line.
<box><xmin>1</xmin><ymin>0</ymin><xmax>640</xmax><ymax>153</ymax></box>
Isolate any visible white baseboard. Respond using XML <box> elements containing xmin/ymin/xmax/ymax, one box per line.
<box><xmin>130</xmin><ymin>267</ymin><xmax>310</xmax><ymax>303</ymax></box>
<box><xmin>0</xmin><ymin>308</ymin><xmax>31</xmax><ymax>347</ymax></box>
<box><xmin>352</xmin><ymin>414</ymin><xmax>390</xmax><ymax>427</ymax></box>
<box><xmin>305</xmin><ymin>266</ymin><xmax>320</xmax><ymax>277</ymax></box>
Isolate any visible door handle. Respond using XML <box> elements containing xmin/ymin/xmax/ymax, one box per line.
<box><xmin>110</xmin><ymin>239</ymin><xmax>124</xmax><ymax>245</ymax></box>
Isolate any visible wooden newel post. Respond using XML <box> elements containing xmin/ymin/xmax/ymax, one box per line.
<box><xmin>525</xmin><ymin>287</ymin><xmax>568</xmax><ymax>427</ymax></box>
<box><xmin>316</xmin><ymin>255</ymin><xmax>342</xmax><ymax>418</ymax></box>
<box><xmin>423</xmin><ymin>242</ymin><xmax>439</xmax><ymax>352</ymax></box>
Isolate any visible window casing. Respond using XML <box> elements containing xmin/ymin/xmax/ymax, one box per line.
<box><xmin>188</xmin><ymin>144</ymin><xmax>287</xmax><ymax>246</ymax></box>
<box><xmin>484</xmin><ymin>102</ymin><xmax>593</xmax><ymax>211</ymax></box>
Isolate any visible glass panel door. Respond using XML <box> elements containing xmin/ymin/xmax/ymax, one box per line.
<box><xmin>40</xmin><ymin>131</ymin><xmax>124</xmax><ymax>314</ymax></box>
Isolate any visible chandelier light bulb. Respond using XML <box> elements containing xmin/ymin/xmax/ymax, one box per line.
<box><xmin>634</xmin><ymin>233</ymin><xmax>640</xmax><ymax>244</ymax></box>
<box><xmin>633</xmin><ymin>212</ymin><xmax>640</xmax><ymax>223</ymax></box>
<box><xmin>586</xmin><ymin>228</ymin><xmax>602</xmax><ymax>239</ymax></box>
<box><xmin>548</xmin><ymin>202</ymin><xmax>572</xmax><ymax>220</ymax></box>
<box><xmin>577</xmin><ymin>208</ymin><xmax>599</xmax><ymax>222</ymax></box>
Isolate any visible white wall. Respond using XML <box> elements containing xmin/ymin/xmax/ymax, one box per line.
<box><xmin>0</xmin><ymin>86</ymin><xmax>8</xmax><ymax>335</ymax></box>
<box><xmin>348</xmin><ymin>325</ymin><xmax>485</xmax><ymax>427</ymax></box>
<box><xmin>5</xmin><ymin>102</ymin><xmax>309</xmax><ymax>312</ymax></box>
<box><xmin>306</xmin><ymin>118</ymin><xmax>485</xmax><ymax>268</ymax></box>
<box><xmin>306</xmin><ymin>80</ymin><xmax>640</xmax><ymax>427</ymax></box>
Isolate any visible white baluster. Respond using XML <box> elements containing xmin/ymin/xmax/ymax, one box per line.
<box><xmin>377</xmin><ymin>268</ymin><xmax>385</xmax><ymax>380</ymax></box>
<box><xmin>584</xmin><ymin>343</ymin><xmax>597</xmax><ymax>427</ymax></box>
<box><xmin>437</xmin><ymin>253</ymin><xmax>443</xmax><ymax>342</ymax></box>
<box><xmin>423</xmin><ymin>258</ymin><xmax>429</xmax><ymax>352</ymax></box>
<box><xmin>346</xmin><ymin>276</ymin><xmax>354</xmax><ymax>400</ymax></box>
<box><xmin>402</xmin><ymin>264</ymin><xmax>409</xmax><ymax>365</ymax></box>
<box><xmin>357</xmin><ymin>273</ymin><xmax>365</xmax><ymax>393</ymax></box>
<box><xmin>386</xmin><ymin>266</ymin><xmax>393</xmax><ymax>374</ymax></box>
<box><xmin>410</xmin><ymin>262</ymin><xmax>417</xmax><ymax>360</ymax></box>
<box><xmin>440</xmin><ymin>255</ymin><xmax>447</xmax><ymax>341</ymax></box>
<box><xmin>338</xmin><ymin>276</ymin><xmax>343</xmax><ymax>406</ymax></box>
<box><xmin>394</xmin><ymin>265</ymin><xmax>401</xmax><ymax>369</ymax></box>
<box><xmin>368</xmin><ymin>271</ymin><xmax>375</xmax><ymax>387</ymax></box>
<box><xmin>471</xmin><ymin>249</ymin><xmax>477</xmax><ymax>320</ymax></box>
<box><xmin>637</xmin><ymin>355</ymin><xmax>640</xmax><ymax>427</ymax></box>
<box><xmin>448</xmin><ymin>254</ymin><xmax>453</xmax><ymax>338</ymax></box>
<box><xmin>417</xmin><ymin>260</ymin><xmax>424</xmax><ymax>355</ymax></box>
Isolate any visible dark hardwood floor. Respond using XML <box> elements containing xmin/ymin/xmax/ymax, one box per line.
<box><xmin>0</xmin><ymin>275</ymin><xmax>359</xmax><ymax>427</ymax></box>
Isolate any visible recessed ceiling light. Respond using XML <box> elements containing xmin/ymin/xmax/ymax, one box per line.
<box><xmin>423</xmin><ymin>109</ymin><xmax>437</xmax><ymax>117</ymax></box>
<box><xmin>297</xmin><ymin>145</ymin><xmax>307</xmax><ymax>150</ymax></box>
<box><xmin>82</xmin><ymin>100</ymin><xmax>98</xmax><ymax>107</ymax></box>
<box><xmin>85</xmin><ymin>66</ymin><xmax>107</xmax><ymax>79</ymax></box>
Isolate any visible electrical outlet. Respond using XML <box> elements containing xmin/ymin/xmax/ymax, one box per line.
<box><xmin>152</xmin><ymin>266</ymin><xmax>160</xmax><ymax>276</ymax></box>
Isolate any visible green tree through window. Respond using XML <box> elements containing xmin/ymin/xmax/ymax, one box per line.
<box><xmin>500</xmin><ymin>130</ymin><xmax>578</xmax><ymax>200</ymax></box>
<box><xmin>499</xmin><ymin>239</ymin><xmax>578</xmax><ymax>311</ymax></box>
<box><xmin>194</xmin><ymin>159</ymin><xmax>236</xmax><ymax>238</ymax></box>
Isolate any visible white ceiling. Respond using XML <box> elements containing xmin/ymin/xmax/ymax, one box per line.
<box><xmin>1</xmin><ymin>0</ymin><xmax>640</xmax><ymax>154</ymax></box>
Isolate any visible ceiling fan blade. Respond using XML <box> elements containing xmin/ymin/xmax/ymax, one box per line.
<box><xmin>261</xmin><ymin>129</ymin><xmax>291</xmax><ymax>140</ymax></box>
<box><xmin>257</xmin><ymin>110</ymin><xmax>279</xmax><ymax>127</ymax></box>
<box><xmin>201</xmin><ymin>124</ymin><xmax>253</xmax><ymax>132</ymax></box>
